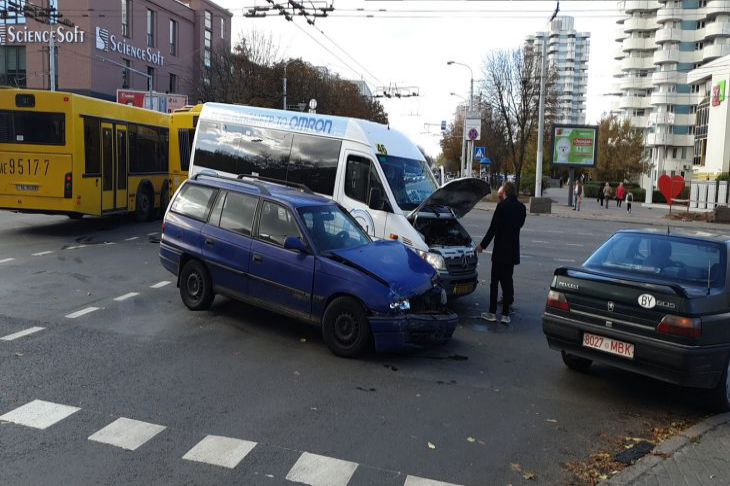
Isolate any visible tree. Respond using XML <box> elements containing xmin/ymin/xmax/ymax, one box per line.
<box><xmin>439</xmin><ymin>108</ymin><xmax>464</xmax><ymax>174</ymax></box>
<box><xmin>594</xmin><ymin>115</ymin><xmax>648</xmax><ymax>182</ymax></box>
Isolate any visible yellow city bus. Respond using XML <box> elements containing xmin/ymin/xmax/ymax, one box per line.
<box><xmin>168</xmin><ymin>104</ymin><xmax>201</xmax><ymax>198</ymax></box>
<box><xmin>0</xmin><ymin>89</ymin><xmax>171</xmax><ymax>220</ymax></box>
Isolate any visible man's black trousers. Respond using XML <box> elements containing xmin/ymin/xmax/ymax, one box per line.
<box><xmin>489</xmin><ymin>261</ymin><xmax>514</xmax><ymax>314</ymax></box>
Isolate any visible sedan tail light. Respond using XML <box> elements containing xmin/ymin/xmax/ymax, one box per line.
<box><xmin>657</xmin><ymin>315</ymin><xmax>701</xmax><ymax>339</ymax></box>
<box><xmin>546</xmin><ymin>290</ymin><xmax>570</xmax><ymax>312</ymax></box>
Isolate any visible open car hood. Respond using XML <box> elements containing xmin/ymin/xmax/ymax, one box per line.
<box><xmin>407</xmin><ymin>178</ymin><xmax>491</xmax><ymax>219</ymax></box>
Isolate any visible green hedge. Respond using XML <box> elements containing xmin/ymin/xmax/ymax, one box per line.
<box><xmin>582</xmin><ymin>182</ymin><xmax>689</xmax><ymax>203</ymax></box>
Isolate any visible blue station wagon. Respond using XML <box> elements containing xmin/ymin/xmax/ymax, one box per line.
<box><xmin>159</xmin><ymin>174</ymin><xmax>458</xmax><ymax>357</ymax></box>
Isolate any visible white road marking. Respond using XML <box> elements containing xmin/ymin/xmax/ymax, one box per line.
<box><xmin>0</xmin><ymin>258</ymin><xmax>15</xmax><ymax>264</ymax></box>
<box><xmin>555</xmin><ymin>258</ymin><xmax>576</xmax><ymax>263</ymax></box>
<box><xmin>113</xmin><ymin>292</ymin><xmax>139</xmax><ymax>302</ymax></box>
<box><xmin>150</xmin><ymin>281</ymin><xmax>171</xmax><ymax>289</ymax></box>
<box><xmin>104</xmin><ymin>242</ymin><xmax>116</xmax><ymax>246</ymax></box>
<box><xmin>0</xmin><ymin>399</ymin><xmax>80</xmax><ymax>430</ymax></box>
<box><xmin>566</xmin><ymin>243</ymin><xmax>584</xmax><ymax>247</ymax></box>
<box><xmin>88</xmin><ymin>417</ymin><xmax>166</xmax><ymax>451</ymax></box>
<box><xmin>32</xmin><ymin>251</ymin><xmax>53</xmax><ymax>256</ymax></box>
<box><xmin>1</xmin><ymin>326</ymin><xmax>45</xmax><ymax>341</ymax></box>
<box><xmin>124</xmin><ymin>237</ymin><xmax>139</xmax><ymax>241</ymax></box>
<box><xmin>405</xmin><ymin>476</ymin><xmax>463</xmax><ymax>486</ymax></box>
<box><xmin>147</xmin><ymin>232</ymin><xmax>159</xmax><ymax>236</ymax></box>
<box><xmin>285</xmin><ymin>452</ymin><xmax>358</xmax><ymax>486</ymax></box>
<box><xmin>65</xmin><ymin>245</ymin><xmax>87</xmax><ymax>250</ymax></box>
<box><xmin>182</xmin><ymin>435</ymin><xmax>257</xmax><ymax>469</ymax></box>
<box><xmin>577</xmin><ymin>232</ymin><xmax>593</xmax><ymax>236</ymax></box>
<box><xmin>531</xmin><ymin>240</ymin><xmax>549</xmax><ymax>244</ymax></box>
<box><xmin>65</xmin><ymin>307</ymin><xmax>100</xmax><ymax>319</ymax></box>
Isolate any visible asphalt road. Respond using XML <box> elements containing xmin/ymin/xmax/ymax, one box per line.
<box><xmin>0</xmin><ymin>208</ymin><xmax>706</xmax><ymax>486</ymax></box>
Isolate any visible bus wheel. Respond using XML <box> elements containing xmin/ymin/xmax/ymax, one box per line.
<box><xmin>135</xmin><ymin>186</ymin><xmax>154</xmax><ymax>222</ymax></box>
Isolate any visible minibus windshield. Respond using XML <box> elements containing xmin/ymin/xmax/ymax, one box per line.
<box><xmin>377</xmin><ymin>154</ymin><xmax>438</xmax><ymax>210</ymax></box>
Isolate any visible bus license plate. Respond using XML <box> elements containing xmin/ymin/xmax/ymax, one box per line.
<box><xmin>583</xmin><ymin>333</ymin><xmax>634</xmax><ymax>359</ymax></box>
<box><xmin>452</xmin><ymin>283</ymin><xmax>474</xmax><ymax>295</ymax></box>
<box><xmin>16</xmin><ymin>184</ymin><xmax>39</xmax><ymax>192</ymax></box>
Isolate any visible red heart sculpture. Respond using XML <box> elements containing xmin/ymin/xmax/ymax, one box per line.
<box><xmin>658</xmin><ymin>174</ymin><xmax>685</xmax><ymax>205</ymax></box>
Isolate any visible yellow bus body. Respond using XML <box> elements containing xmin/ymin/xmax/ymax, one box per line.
<box><xmin>0</xmin><ymin>89</ymin><xmax>171</xmax><ymax>218</ymax></box>
<box><xmin>168</xmin><ymin>104</ymin><xmax>201</xmax><ymax>196</ymax></box>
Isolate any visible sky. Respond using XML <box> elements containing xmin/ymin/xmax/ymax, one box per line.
<box><xmin>218</xmin><ymin>1</ymin><xmax>622</xmax><ymax>157</ymax></box>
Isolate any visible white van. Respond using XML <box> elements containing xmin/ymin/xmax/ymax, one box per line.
<box><xmin>189</xmin><ymin>103</ymin><xmax>490</xmax><ymax>298</ymax></box>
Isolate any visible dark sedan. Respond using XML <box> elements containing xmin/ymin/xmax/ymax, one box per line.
<box><xmin>542</xmin><ymin>229</ymin><xmax>730</xmax><ymax>410</ymax></box>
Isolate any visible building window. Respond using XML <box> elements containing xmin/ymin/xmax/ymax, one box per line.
<box><xmin>147</xmin><ymin>66</ymin><xmax>154</xmax><ymax>91</ymax></box>
<box><xmin>204</xmin><ymin>11</ymin><xmax>212</xmax><ymax>68</ymax></box>
<box><xmin>169</xmin><ymin>73</ymin><xmax>177</xmax><ymax>93</ymax></box>
<box><xmin>695</xmin><ymin>42</ymin><xmax>704</xmax><ymax>51</ymax></box>
<box><xmin>147</xmin><ymin>9</ymin><xmax>156</xmax><ymax>48</ymax></box>
<box><xmin>122</xmin><ymin>59</ymin><xmax>130</xmax><ymax>89</ymax></box>
<box><xmin>220</xmin><ymin>18</ymin><xmax>225</xmax><ymax>39</ymax></box>
<box><xmin>121</xmin><ymin>0</ymin><xmax>130</xmax><ymax>38</ymax></box>
<box><xmin>169</xmin><ymin>19</ymin><xmax>177</xmax><ymax>56</ymax></box>
<box><xmin>697</xmin><ymin>20</ymin><xmax>706</xmax><ymax>29</ymax></box>
<box><xmin>0</xmin><ymin>46</ymin><xmax>27</xmax><ymax>87</ymax></box>
<box><xmin>0</xmin><ymin>0</ymin><xmax>26</xmax><ymax>25</ymax></box>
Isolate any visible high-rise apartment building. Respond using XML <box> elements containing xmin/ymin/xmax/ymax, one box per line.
<box><xmin>525</xmin><ymin>16</ymin><xmax>591</xmax><ymax>125</ymax></box>
<box><xmin>611</xmin><ymin>0</ymin><xmax>730</xmax><ymax>192</ymax></box>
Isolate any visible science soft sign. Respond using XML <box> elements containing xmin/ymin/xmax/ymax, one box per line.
<box><xmin>551</xmin><ymin>125</ymin><xmax>598</xmax><ymax>167</ymax></box>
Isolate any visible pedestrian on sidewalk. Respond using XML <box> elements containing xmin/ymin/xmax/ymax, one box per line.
<box><xmin>626</xmin><ymin>191</ymin><xmax>634</xmax><ymax>214</ymax></box>
<box><xmin>477</xmin><ymin>182</ymin><xmax>526</xmax><ymax>324</ymax></box>
<box><xmin>603</xmin><ymin>182</ymin><xmax>612</xmax><ymax>209</ymax></box>
<box><xmin>573</xmin><ymin>180</ymin><xmax>583</xmax><ymax>211</ymax></box>
<box><xmin>616</xmin><ymin>182</ymin><xmax>626</xmax><ymax>208</ymax></box>
<box><xmin>597</xmin><ymin>182</ymin><xmax>605</xmax><ymax>207</ymax></box>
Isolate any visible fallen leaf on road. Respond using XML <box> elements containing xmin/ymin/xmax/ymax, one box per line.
<box><xmin>14</xmin><ymin>353</ymin><xmax>23</xmax><ymax>357</ymax></box>
<box><xmin>467</xmin><ymin>437</ymin><xmax>476</xmax><ymax>443</ymax></box>
<box><xmin>522</xmin><ymin>471</ymin><xmax>537</xmax><ymax>480</ymax></box>
<box><xmin>546</xmin><ymin>419</ymin><xmax>558</xmax><ymax>423</ymax></box>
<box><xmin>510</xmin><ymin>463</ymin><xmax>522</xmax><ymax>472</ymax></box>
<box><xmin>427</xmin><ymin>441</ymin><xmax>436</xmax><ymax>449</ymax></box>
<box><xmin>299</xmin><ymin>338</ymin><xmax>307</xmax><ymax>343</ymax></box>
<box><xmin>478</xmin><ymin>440</ymin><xmax>486</xmax><ymax>446</ymax></box>
<box><xmin>293</xmin><ymin>371</ymin><xmax>300</xmax><ymax>376</ymax></box>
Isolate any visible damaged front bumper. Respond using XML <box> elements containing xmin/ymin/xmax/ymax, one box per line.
<box><xmin>369</xmin><ymin>312</ymin><xmax>459</xmax><ymax>352</ymax></box>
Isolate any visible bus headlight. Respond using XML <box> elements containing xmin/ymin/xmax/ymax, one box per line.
<box><xmin>417</xmin><ymin>250</ymin><xmax>446</xmax><ymax>271</ymax></box>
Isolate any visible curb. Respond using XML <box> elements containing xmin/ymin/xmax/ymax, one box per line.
<box><xmin>599</xmin><ymin>412</ymin><xmax>730</xmax><ymax>485</ymax></box>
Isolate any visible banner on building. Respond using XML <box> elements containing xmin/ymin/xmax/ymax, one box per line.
<box><xmin>116</xmin><ymin>90</ymin><xmax>189</xmax><ymax>113</ymax></box>
<box><xmin>551</xmin><ymin>124</ymin><xmax>598</xmax><ymax>167</ymax></box>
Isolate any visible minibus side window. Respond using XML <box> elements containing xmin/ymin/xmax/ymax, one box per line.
<box><xmin>287</xmin><ymin>134</ymin><xmax>341</xmax><ymax>195</ymax></box>
<box><xmin>345</xmin><ymin>155</ymin><xmax>388</xmax><ymax>210</ymax></box>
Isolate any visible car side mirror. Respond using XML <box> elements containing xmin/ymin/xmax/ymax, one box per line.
<box><xmin>284</xmin><ymin>236</ymin><xmax>308</xmax><ymax>253</ymax></box>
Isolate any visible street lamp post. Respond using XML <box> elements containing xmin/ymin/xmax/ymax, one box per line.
<box><xmin>447</xmin><ymin>61</ymin><xmax>475</xmax><ymax>177</ymax></box>
<box><xmin>283</xmin><ymin>59</ymin><xmax>304</xmax><ymax>111</ymax></box>
<box><xmin>450</xmin><ymin>92</ymin><xmax>468</xmax><ymax>179</ymax></box>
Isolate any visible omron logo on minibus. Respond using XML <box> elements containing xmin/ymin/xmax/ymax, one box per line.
<box><xmin>229</xmin><ymin>107</ymin><xmax>349</xmax><ymax>138</ymax></box>
<box><xmin>96</xmin><ymin>27</ymin><xmax>165</xmax><ymax>67</ymax></box>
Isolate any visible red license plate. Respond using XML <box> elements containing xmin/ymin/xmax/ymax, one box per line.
<box><xmin>582</xmin><ymin>332</ymin><xmax>634</xmax><ymax>359</ymax></box>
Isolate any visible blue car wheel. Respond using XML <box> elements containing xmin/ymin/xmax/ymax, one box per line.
<box><xmin>322</xmin><ymin>297</ymin><xmax>372</xmax><ymax>358</ymax></box>
<box><xmin>180</xmin><ymin>260</ymin><xmax>215</xmax><ymax>311</ymax></box>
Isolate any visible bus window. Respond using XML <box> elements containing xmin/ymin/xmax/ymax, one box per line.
<box><xmin>178</xmin><ymin>128</ymin><xmax>195</xmax><ymax>171</ymax></box>
<box><xmin>0</xmin><ymin>110</ymin><xmax>65</xmax><ymax>145</ymax></box>
<box><xmin>345</xmin><ymin>155</ymin><xmax>386</xmax><ymax>208</ymax></box>
<box><xmin>287</xmin><ymin>134</ymin><xmax>341</xmax><ymax>196</ymax></box>
<box><xmin>129</xmin><ymin>125</ymin><xmax>169</xmax><ymax>173</ymax></box>
<box><xmin>84</xmin><ymin>118</ymin><xmax>101</xmax><ymax>175</ymax></box>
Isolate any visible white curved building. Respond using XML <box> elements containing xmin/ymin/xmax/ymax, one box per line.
<box><xmin>612</xmin><ymin>0</ymin><xmax>730</xmax><ymax>195</ymax></box>
<box><xmin>526</xmin><ymin>16</ymin><xmax>590</xmax><ymax>125</ymax></box>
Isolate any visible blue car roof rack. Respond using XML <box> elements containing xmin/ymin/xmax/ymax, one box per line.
<box><xmin>241</xmin><ymin>174</ymin><xmax>314</xmax><ymax>195</ymax></box>
<box><xmin>193</xmin><ymin>171</ymin><xmax>271</xmax><ymax>196</ymax></box>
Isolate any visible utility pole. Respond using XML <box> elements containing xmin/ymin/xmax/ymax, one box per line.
<box><xmin>283</xmin><ymin>64</ymin><xmax>288</xmax><ymax>110</ymax></box>
<box><xmin>535</xmin><ymin>1</ymin><xmax>560</xmax><ymax>198</ymax></box>
<box><xmin>49</xmin><ymin>30</ymin><xmax>55</xmax><ymax>91</ymax></box>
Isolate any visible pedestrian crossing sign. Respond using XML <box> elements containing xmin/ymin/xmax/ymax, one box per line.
<box><xmin>474</xmin><ymin>147</ymin><xmax>486</xmax><ymax>161</ymax></box>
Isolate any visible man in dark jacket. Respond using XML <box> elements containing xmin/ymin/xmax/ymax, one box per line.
<box><xmin>476</xmin><ymin>182</ymin><xmax>526</xmax><ymax>324</ymax></box>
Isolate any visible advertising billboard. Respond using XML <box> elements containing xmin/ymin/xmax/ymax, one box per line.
<box><xmin>551</xmin><ymin>124</ymin><xmax>598</xmax><ymax>167</ymax></box>
<box><xmin>116</xmin><ymin>90</ymin><xmax>189</xmax><ymax>113</ymax></box>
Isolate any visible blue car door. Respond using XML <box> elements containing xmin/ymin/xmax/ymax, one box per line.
<box><xmin>248</xmin><ymin>200</ymin><xmax>315</xmax><ymax>319</ymax></box>
<box><xmin>201</xmin><ymin>191</ymin><xmax>259</xmax><ymax>298</ymax></box>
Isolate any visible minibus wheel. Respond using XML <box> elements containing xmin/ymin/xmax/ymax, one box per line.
<box><xmin>322</xmin><ymin>297</ymin><xmax>372</xmax><ymax>358</ymax></box>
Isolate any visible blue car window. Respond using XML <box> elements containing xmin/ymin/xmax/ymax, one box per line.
<box><xmin>298</xmin><ymin>205</ymin><xmax>371</xmax><ymax>252</ymax></box>
<box><xmin>258</xmin><ymin>200</ymin><xmax>302</xmax><ymax>247</ymax></box>
<box><xmin>220</xmin><ymin>192</ymin><xmax>258</xmax><ymax>236</ymax></box>
<box><xmin>170</xmin><ymin>183</ymin><xmax>216</xmax><ymax>221</ymax></box>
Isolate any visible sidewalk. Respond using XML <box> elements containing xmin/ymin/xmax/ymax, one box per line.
<box><xmin>474</xmin><ymin>186</ymin><xmax>730</xmax><ymax>232</ymax></box>
<box><xmin>602</xmin><ymin>414</ymin><xmax>730</xmax><ymax>485</ymax></box>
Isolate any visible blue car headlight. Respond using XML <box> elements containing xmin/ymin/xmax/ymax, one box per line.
<box><xmin>389</xmin><ymin>299</ymin><xmax>411</xmax><ymax>311</ymax></box>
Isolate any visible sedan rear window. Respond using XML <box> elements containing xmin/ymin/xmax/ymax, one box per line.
<box><xmin>585</xmin><ymin>233</ymin><xmax>725</xmax><ymax>289</ymax></box>
<box><xmin>170</xmin><ymin>183</ymin><xmax>216</xmax><ymax>221</ymax></box>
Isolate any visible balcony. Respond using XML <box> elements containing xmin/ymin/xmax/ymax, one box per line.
<box><xmin>705</xmin><ymin>22</ymin><xmax>730</xmax><ymax>38</ymax></box>
<box><xmin>625</xmin><ymin>16</ymin><xmax>659</xmax><ymax>32</ymax></box>
<box><xmin>703</xmin><ymin>43</ymin><xmax>730</xmax><ymax>61</ymax></box>
<box><xmin>651</xmin><ymin>70</ymin><xmax>686</xmax><ymax>84</ymax></box>
<box><xmin>614</xmin><ymin>45</ymin><xmax>627</xmax><ymax>59</ymax></box>
<box><xmin>646</xmin><ymin>132</ymin><xmax>674</xmax><ymax>146</ymax></box>
<box><xmin>620</xmin><ymin>76</ymin><xmax>653</xmax><ymax>90</ymax></box>
<box><xmin>623</xmin><ymin>37</ymin><xmax>655</xmax><ymax>51</ymax></box>
<box><xmin>706</xmin><ymin>0</ymin><xmax>730</xmax><ymax>17</ymax></box>
<box><xmin>649</xmin><ymin>111</ymin><xmax>676</xmax><ymax>125</ymax></box>
<box><xmin>631</xmin><ymin>115</ymin><xmax>650</xmax><ymax>128</ymax></box>
<box><xmin>656</xmin><ymin>6</ymin><xmax>683</xmax><ymax>23</ymax></box>
<box><xmin>622</xmin><ymin>56</ymin><xmax>654</xmax><ymax>70</ymax></box>
<box><xmin>625</xmin><ymin>0</ymin><xmax>662</xmax><ymax>12</ymax></box>
<box><xmin>653</xmin><ymin>49</ymin><xmax>680</xmax><ymax>64</ymax></box>
<box><xmin>655</xmin><ymin>27</ymin><xmax>682</xmax><ymax>43</ymax></box>
<box><xmin>650</xmin><ymin>92</ymin><xmax>690</xmax><ymax>105</ymax></box>
<box><xmin>615</xmin><ymin>24</ymin><xmax>629</xmax><ymax>41</ymax></box>
<box><xmin>619</xmin><ymin>96</ymin><xmax>651</xmax><ymax>109</ymax></box>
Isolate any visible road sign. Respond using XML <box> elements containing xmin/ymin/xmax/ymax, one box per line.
<box><xmin>474</xmin><ymin>146</ymin><xmax>486</xmax><ymax>161</ymax></box>
<box><xmin>440</xmin><ymin>120</ymin><xmax>447</xmax><ymax>132</ymax></box>
<box><xmin>480</xmin><ymin>157</ymin><xmax>492</xmax><ymax>165</ymax></box>
<box><xmin>464</xmin><ymin>118</ymin><xmax>480</xmax><ymax>141</ymax></box>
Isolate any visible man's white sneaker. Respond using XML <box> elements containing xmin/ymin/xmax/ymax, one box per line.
<box><xmin>481</xmin><ymin>312</ymin><xmax>497</xmax><ymax>322</ymax></box>
<box><xmin>500</xmin><ymin>314</ymin><xmax>511</xmax><ymax>324</ymax></box>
